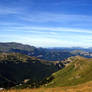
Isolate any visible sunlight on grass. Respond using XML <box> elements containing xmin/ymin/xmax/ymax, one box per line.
<box><xmin>1</xmin><ymin>81</ymin><xmax>92</xmax><ymax>92</ymax></box>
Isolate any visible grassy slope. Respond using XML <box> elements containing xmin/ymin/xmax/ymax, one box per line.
<box><xmin>46</xmin><ymin>56</ymin><xmax>92</xmax><ymax>87</ymax></box>
<box><xmin>2</xmin><ymin>81</ymin><xmax>92</xmax><ymax>92</ymax></box>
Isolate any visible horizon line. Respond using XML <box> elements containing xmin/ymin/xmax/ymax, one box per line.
<box><xmin>0</xmin><ymin>41</ymin><xmax>92</xmax><ymax>48</ymax></box>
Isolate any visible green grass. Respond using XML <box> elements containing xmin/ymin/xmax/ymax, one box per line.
<box><xmin>46</xmin><ymin>56</ymin><xmax>92</xmax><ymax>87</ymax></box>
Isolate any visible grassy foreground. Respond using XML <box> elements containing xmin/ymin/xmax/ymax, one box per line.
<box><xmin>1</xmin><ymin>81</ymin><xmax>92</xmax><ymax>92</ymax></box>
<box><xmin>47</xmin><ymin>56</ymin><xmax>92</xmax><ymax>87</ymax></box>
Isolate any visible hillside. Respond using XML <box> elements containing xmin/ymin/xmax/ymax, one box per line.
<box><xmin>1</xmin><ymin>42</ymin><xmax>92</xmax><ymax>90</ymax></box>
<box><xmin>46</xmin><ymin>56</ymin><xmax>92</xmax><ymax>87</ymax></box>
<box><xmin>0</xmin><ymin>53</ymin><xmax>63</xmax><ymax>88</ymax></box>
<box><xmin>0</xmin><ymin>42</ymin><xmax>89</xmax><ymax>61</ymax></box>
<box><xmin>2</xmin><ymin>81</ymin><xmax>92</xmax><ymax>92</ymax></box>
<box><xmin>0</xmin><ymin>52</ymin><xmax>92</xmax><ymax>91</ymax></box>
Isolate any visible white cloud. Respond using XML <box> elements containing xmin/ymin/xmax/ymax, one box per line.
<box><xmin>0</xmin><ymin>34</ymin><xmax>92</xmax><ymax>47</ymax></box>
<box><xmin>1</xmin><ymin>27</ymin><xmax>92</xmax><ymax>47</ymax></box>
<box><xmin>5</xmin><ymin>26</ymin><xmax>92</xmax><ymax>34</ymax></box>
<box><xmin>0</xmin><ymin>8</ymin><xmax>18</xmax><ymax>15</ymax></box>
<box><xmin>20</xmin><ymin>12</ymin><xmax>92</xmax><ymax>23</ymax></box>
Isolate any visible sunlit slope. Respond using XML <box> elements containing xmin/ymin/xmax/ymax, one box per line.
<box><xmin>47</xmin><ymin>56</ymin><xmax>92</xmax><ymax>87</ymax></box>
<box><xmin>2</xmin><ymin>81</ymin><xmax>92</xmax><ymax>92</ymax></box>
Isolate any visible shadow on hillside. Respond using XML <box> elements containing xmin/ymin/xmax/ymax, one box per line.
<box><xmin>0</xmin><ymin>60</ymin><xmax>59</xmax><ymax>88</ymax></box>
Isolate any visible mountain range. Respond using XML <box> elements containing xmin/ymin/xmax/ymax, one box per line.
<box><xmin>0</xmin><ymin>42</ymin><xmax>92</xmax><ymax>90</ymax></box>
<box><xmin>0</xmin><ymin>42</ymin><xmax>92</xmax><ymax>61</ymax></box>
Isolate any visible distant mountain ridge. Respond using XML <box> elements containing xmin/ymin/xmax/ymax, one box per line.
<box><xmin>0</xmin><ymin>42</ymin><xmax>92</xmax><ymax>89</ymax></box>
<box><xmin>0</xmin><ymin>42</ymin><xmax>92</xmax><ymax>61</ymax></box>
<box><xmin>0</xmin><ymin>42</ymin><xmax>73</xmax><ymax>61</ymax></box>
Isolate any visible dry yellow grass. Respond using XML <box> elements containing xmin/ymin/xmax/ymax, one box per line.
<box><xmin>1</xmin><ymin>81</ymin><xmax>92</xmax><ymax>92</ymax></box>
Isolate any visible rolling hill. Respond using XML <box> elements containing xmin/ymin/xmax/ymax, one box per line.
<box><xmin>3</xmin><ymin>81</ymin><xmax>92</xmax><ymax>92</ymax></box>
<box><xmin>0</xmin><ymin>53</ymin><xmax>64</xmax><ymax>88</ymax></box>
<box><xmin>1</xmin><ymin>42</ymin><xmax>92</xmax><ymax>61</ymax></box>
<box><xmin>46</xmin><ymin>56</ymin><xmax>92</xmax><ymax>87</ymax></box>
<box><xmin>1</xmin><ymin>42</ymin><xmax>92</xmax><ymax>90</ymax></box>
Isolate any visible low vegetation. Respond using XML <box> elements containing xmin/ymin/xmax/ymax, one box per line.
<box><xmin>1</xmin><ymin>81</ymin><xmax>92</xmax><ymax>92</ymax></box>
<box><xmin>46</xmin><ymin>56</ymin><xmax>92</xmax><ymax>87</ymax></box>
<box><xmin>0</xmin><ymin>53</ymin><xmax>63</xmax><ymax>88</ymax></box>
<box><xmin>0</xmin><ymin>44</ymin><xmax>92</xmax><ymax>91</ymax></box>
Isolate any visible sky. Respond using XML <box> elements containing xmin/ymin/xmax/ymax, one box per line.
<box><xmin>0</xmin><ymin>0</ymin><xmax>92</xmax><ymax>47</ymax></box>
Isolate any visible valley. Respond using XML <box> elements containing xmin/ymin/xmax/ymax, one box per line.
<box><xmin>0</xmin><ymin>43</ymin><xmax>92</xmax><ymax>92</ymax></box>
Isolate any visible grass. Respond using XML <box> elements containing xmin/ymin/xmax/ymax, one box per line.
<box><xmin>46</xmin><ymin>56</ymin><xmax>92</xmax><ymax>87</ymax></box>
<box><xmin>1</xmin><ymin>56</ymin><xmax>92</xmax><ymax>92</ymax></box>
<box><xmin>1</xmin><ymin>81</ymin><xmax>92</xmax><ymax>92</ymax></box>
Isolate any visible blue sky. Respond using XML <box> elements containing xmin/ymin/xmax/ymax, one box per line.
<box><xmin>0</xmin><ymin>0</ymin><xmax>92</xmax><ymax>47</ymax></box>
